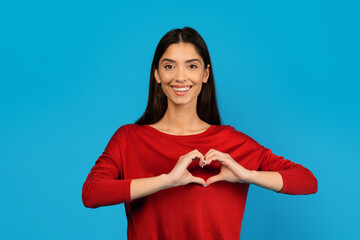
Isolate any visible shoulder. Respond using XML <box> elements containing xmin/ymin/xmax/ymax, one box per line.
<box><xmin>219</xmin><ymin>124</ymin><xmax>262</xmax><ymax>147</ymax></box>
<box><xmin>112</xmin><ymin>123</ymin><xmax>144</xmax><ymax>137</ymax></box>
<box><xmin>105</xmin><ymin>124</ymin><xmax>144</xmax><ymax>147</ymax></box>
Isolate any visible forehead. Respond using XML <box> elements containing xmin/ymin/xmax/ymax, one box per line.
<box><xmin>160</xmin><ymin>42</ymin><xmax>203</xmax><ymax>62</ymax></box>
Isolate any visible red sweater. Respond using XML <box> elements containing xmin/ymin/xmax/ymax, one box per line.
<box><xmin>82</xmin><ymin>124</ymin><xmax>317</xmax><ymax>239</ymax></box>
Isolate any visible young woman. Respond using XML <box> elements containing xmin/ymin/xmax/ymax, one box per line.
<box><xmin>82</xmin><ymin>27</ymin><xmax>318</xmax><ymax>240</ymax></box>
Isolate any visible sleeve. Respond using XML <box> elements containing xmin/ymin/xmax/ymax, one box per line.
<box><xmin>259</xmin><ymin>147</ymin><xmax>318</xmax><ymax>195</ymax></box>
<box><xmin>82</xmin><ymin>128</ymin><xmax>132</xmax><ymax>208</ymax></box>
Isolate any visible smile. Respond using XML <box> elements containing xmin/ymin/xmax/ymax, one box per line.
<box><xmin>171</xmin><ymin>86</ymin><xmax>192</xmax><ymax>96</ymax></box>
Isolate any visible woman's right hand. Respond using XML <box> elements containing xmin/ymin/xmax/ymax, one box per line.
<box><xmin>167</xmin><ymin>149</ymin><xmax>207</xmax><ymax>187</ymax></box>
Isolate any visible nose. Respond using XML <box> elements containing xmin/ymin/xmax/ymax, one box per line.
<box><xmin>175</xmin><ymin>66</ymin><xmax>186</xmax><ymax>82</ymax></box>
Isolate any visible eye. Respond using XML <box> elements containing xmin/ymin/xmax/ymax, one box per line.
<box><xmin>189</xmin><ymin>64</ymin><xmax>198</xmax><ymax>69</ymax></box>
<box><xmin>164</xmin><ymin>65</ymin><xmax>174</xmax><ymax>70</ymax></box>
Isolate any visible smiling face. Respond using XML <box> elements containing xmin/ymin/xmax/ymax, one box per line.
<box><xmin>154</xmin><ymin>42</ymin><xmax>210</xmax><ymax>107</ymax></box>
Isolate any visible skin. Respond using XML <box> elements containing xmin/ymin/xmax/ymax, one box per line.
<box><xmin>130</xmin><ymin>42</ymin><xmax>283</xmax><ymax>200</ymax></box>
<box><xmin>152</xmin><ymin>41</ymin><xmax>211</xmax><ymax>134</ymax></box>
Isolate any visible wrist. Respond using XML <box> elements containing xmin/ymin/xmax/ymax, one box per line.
<box><xmin>242</xmin><ymin>170</ymin><xmax>257</xmax><ymax>184</ymax></box>
<box><xmin>162</xmin><ymin>173</ymin><xmax>177</xmax><ymax>188</ymax></box>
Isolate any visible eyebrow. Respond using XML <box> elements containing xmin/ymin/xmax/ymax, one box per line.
<box><xmin>160</xmin><ymin>58</ymin><xmax>201</xmax><ymax>64</ymax></box>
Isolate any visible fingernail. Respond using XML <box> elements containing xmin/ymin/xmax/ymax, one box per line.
<box><xmin>202</xmin><ymin>184</ymin><xmax>207</xmax><ymax>187</ymax></box>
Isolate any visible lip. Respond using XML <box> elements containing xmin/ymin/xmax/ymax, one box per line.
<box><xmin>170</xmin><ymin>85</ymin><xmax>193</xmax><ymax>88</ymax></box>
<box><xmin>170</xmin><ymin>85</ymin><xmax>192</xmax><ymax>96</ymax></box>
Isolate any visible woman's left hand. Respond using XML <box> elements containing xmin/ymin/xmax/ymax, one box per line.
<box><xmin>204</xmin><ymin>149</ymin><xmax>251</xmax><ymax>186</ymax></box>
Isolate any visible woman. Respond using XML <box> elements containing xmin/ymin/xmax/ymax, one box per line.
<box><xmin>82</xmin><ymin>27</ymin><xmax>317</xmax><ymax>239</ymax></box>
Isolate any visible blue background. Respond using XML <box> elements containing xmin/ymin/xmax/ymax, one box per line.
<box><xmin>1</xmin><ymin>0</ymin><xmax>359</xmax><ymax>239</ymax></box>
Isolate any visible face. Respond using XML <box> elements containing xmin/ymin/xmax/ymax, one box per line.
<box><xmin>154</xmin><ymin>42</ymin><xmax>210</xmax><ymax>107</ymax></box>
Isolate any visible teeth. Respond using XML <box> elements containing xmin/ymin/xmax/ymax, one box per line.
<box><xmin>172</xmin><ymin>86</ymin><xmax>191</xmax><ymax>92</ymax></box>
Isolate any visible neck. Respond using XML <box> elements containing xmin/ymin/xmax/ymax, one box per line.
<box><xmin>158</xmin><ymin>99</ymin><xmax>205</xmax><ymax>130</ymax></box>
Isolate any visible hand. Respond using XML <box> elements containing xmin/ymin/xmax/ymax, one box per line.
<box><xmin>167</xmin><ymin>149</ymin><xmax>207</xmax><ymax>187</ymax></box>
<box><xmin>204</xmin><ymin>149</ymin><xmax>251</xmax><ymax>186</ymax></box>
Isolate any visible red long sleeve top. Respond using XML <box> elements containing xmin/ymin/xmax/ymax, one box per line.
<box><xmin>82</xmin><ymin>124</ymin><xmax>317</xmax><ymax>240</ymax></box>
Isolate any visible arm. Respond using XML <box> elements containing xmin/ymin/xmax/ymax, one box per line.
<box><xmin>82</xmin><ymin>166</ymin><xmax>174</xmax><ymax>208</ymax></box>
<box><xmin>81</xmin><ymin>134</ymin><xmax>131</xmax><ymax>208</ymax></box>
<box><xmin>206</xmin><ymin>126</ymin><xmax>318</xmax><ymax>194</ymax></box>
<box><xmin>257</xmin><ymin>147</ymin><xmax>318</xmax><ymax>195</ymax></box>
<box><xmin>130</xmin><ymin>174</ymin><xmax>173</xmax><ymax>200</ymax></box>
<box><xmin>82</xmin><ymin>132</ymin><xmax>205</xmax><ymax>208</ymax></box>
<box><xmin>203</xmin><ymin>149</ymin><xmax>284</xmax><ymax>192</ymax></box>
<box><xmin>130</xmin><ymin>149</ymin><xmax>208</xmax><ymax>199</ymax></box>
<box><xmin>82</xmin><ymin>130</ymin><xmax>174</xmax><ymax>208</ymax></box>
<box><xmin>204</xmin><ymin>148</ymin><xmax>317</xmax><ymax>195</ymax></box>
<box><xmin>82</xmin><ymin>128</ymin><xmax>134</xmax><ymax>208</ymax></box>
<box><xmin>244</xmin><ymin>170</ymin><xmax>283</xmax><ymax>192</ymax></box>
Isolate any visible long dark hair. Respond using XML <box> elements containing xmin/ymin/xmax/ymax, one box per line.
<box><xmin>135</xmin><ymin>26</ymin><xmax>222</xmax><ymax>125</ymax></box>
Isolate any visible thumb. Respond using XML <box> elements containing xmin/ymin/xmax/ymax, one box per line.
<box><xmin>206</xmin><ymin>174</ymin><xmax>223</xmax><ymax>186</ymax></box>
<box><xmin>191</xmin><ymin>176</ymin><xmax>206</xmax><ymax>186</ymax></box>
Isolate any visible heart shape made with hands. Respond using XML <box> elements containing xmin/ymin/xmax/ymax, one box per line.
<box><xmin>187</xmin><ymin>156</ymin><xmax>222</xmax><ymax>186</ymax></box>
<box><xmin>186</xmin><ymin>149</ymin><xmax>245</xmax><ymax>187</ymax></box>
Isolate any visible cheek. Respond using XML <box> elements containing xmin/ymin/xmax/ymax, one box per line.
<box><xmin>194</xmin><ymin>70</ymin><xmax>206</xmax><ymax>80</ymax></box>
<box><xmin>158</xmin><ymin>71</ymin><xmax>172</xmax><ymax>83</ymax></box>
<box><xmin>160</xmin><ymin>83</ymin><xmax>171</xmax><ymax>97</ymax></box>
<box><xmin>195</xmin><ymin>83</ymin><xmax>203</xmax><ymax>94</ymax></box>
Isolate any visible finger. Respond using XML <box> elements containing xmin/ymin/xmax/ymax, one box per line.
<box><xmin>205</xmin><ymin>152</ymin><xmax>224</xmax><ymax>165</ymax></box>
<box><xmin>199</xmin><ymin>155</ymin><xmax>207</xmax><ymax>167</ymax></box>
<box><xmin>206</xmin><ymin>154</ymin><xmax>230</xmax><ymax>166</ymax></box>
<box><xmin>192</xmin><ymin>149</ymin><xmax>204</xmax><ymax>158</ymax></box>
<box><xmin>191</xmin><ymin>176</ymin><xmax>206</xmax><ymax>186</ymax></box>
<box><xmin>192</xmin><ymin>149</ymin><xmax>205</xmax><ymax>160</ymax></box>
<box><xmin>189</xmin><ymin>150</ymin><xmax>206</xmax><ymax>167</ymax></box>
<box><xmin>200</xmin><ymin>158</ymin><xmax>207</xmax><ymax>168</ymax></box>
<box><xmin>191</xmin><ymin>153</ymin><xmax>205</xmax><ymax>164</ymax></box>
<box><xmin>208</xmin><ymin>150</ymin><xmax>228</xmax><ymax>159</ymax></box>
<box><xmin>183</xmin><ymin>152</ymin><xmax>205</xmax><ymax>168</ymax></box>
<box><xmin>204</xmin><ymin>148</ymin><xmax>215</xmax><ymax>159</ymax></box>
<box><xmin>204</xmin><ymin>152</ymin><xmax>215</xmax><ymax>165</ymax></box>
<box><xmin>197</xmin><ymin>155</ymin><xmax>207</xmax><ymax>168</ymax></box>
<box><xmin>205</xmin><ymin>149</ymin><xmax>227</xmax><ymax>164</ymax></box>
<box><xmin>206</xmin><ymin>174</ymin><xmax>223</xmax><ymax>186</ymax></box>
<box><xmin>175</xmin><ymin>155</ymin><xmax>195</xmax><ymax>170</ymax></box>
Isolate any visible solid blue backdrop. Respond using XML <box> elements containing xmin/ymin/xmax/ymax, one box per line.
<box><xmin>0</xmin><ymin>0</ymin><xmax>359</xmax><ymax>239</ymax></box>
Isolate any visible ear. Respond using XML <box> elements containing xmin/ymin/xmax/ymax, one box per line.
<box><xmin>202</xmin><ymin>64</ymin><xmax>210</xmax><ymax>83</ymax></box>
<box><xmin>154</xmin><ymin>68</ymin><xmax>161</xmax><ymax>84</ymax></box>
